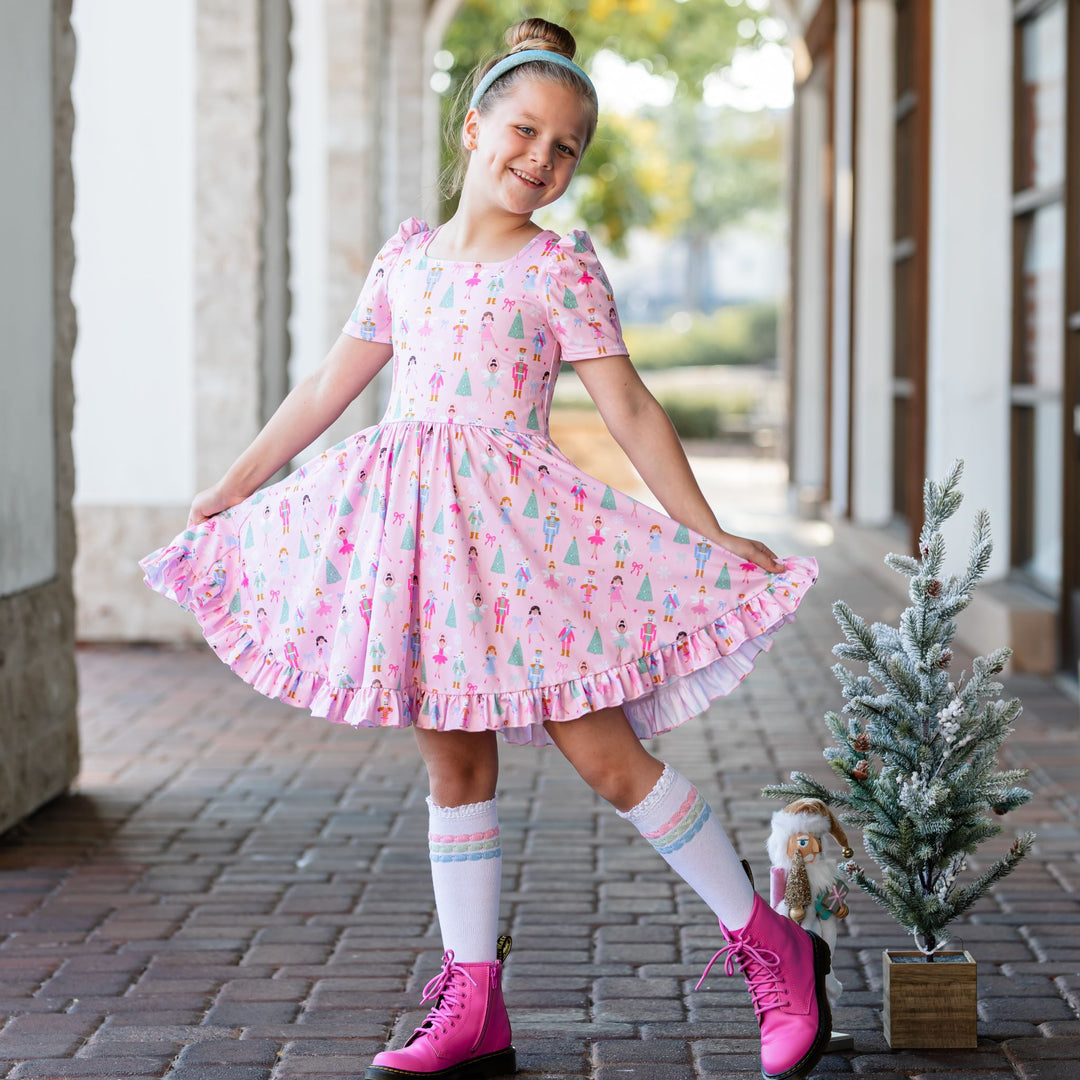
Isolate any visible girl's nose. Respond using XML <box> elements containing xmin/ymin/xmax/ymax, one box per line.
<box><xmin>530</xmin><ymin>143</ymin><xmax>553</xmax><ymax>169</ymax></box>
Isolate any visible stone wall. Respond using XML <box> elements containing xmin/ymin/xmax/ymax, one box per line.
<box><xmin>0</xmin><ymin>0</ymin><xmax>80</xmax><ymax>836</ymax></box>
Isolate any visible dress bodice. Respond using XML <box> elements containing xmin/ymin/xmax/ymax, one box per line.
<box><xmin>343</xmin><ymin>219</ymin><xmax>627</xmax><ymax>434</ymax></box>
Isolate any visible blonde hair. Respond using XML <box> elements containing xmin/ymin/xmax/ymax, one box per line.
<box><xmin>440</xmin><ymin>18</ymin><xmax>598</xmax><ymax>199</ymax></box>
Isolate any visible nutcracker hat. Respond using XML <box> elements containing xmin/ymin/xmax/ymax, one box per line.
<box><xmin>767</xmin><ymin>798</ymin><xmax>853</xmax><ymax>867</ymax></box>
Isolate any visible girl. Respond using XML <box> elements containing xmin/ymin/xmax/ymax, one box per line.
<box><xmin>141</xmin><ymin>18</ymin><xmax>828</xmax><ymax>1080</ymax></box>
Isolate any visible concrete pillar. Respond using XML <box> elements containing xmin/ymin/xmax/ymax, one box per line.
<box><xmin>0</xmin><ymin>0</ymin><xmax>79</xmax><ymax>833</ymax></box>
<box><xmin>850</xmin><ymin>0</ymin><xmax>895</xmax><ymax>527</ymax></box>
<box><xmin>925</xmin><ymin>0</ymin><xmax>1011</xmax><ymax>577</ymax></box>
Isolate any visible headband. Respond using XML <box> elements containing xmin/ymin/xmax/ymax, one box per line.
<box><xmin>469</xmin><ymin>49</ymin><xmax>597</xmax><ymax>111</ymax></box>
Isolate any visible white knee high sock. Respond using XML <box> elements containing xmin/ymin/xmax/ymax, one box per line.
<box><xmin>427</xmin><ymin>796</ymin><xmax>501</xmax><ymax>963</ymax></box>
<box><xmin>618</xmin><ymin>764</ymin><xmax>754</xmax><ymax>930</ymax></box>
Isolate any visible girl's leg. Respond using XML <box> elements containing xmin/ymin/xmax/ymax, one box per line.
<box><xmin>543</xmin><ymin>706</ymin><xmax>753</xmax><ymax>929</ymax></box>
<box><xmin>414</xmin><ymin>728</ymin><xmax>502</xmax><ymax>963</ymax></box>
<box><xmin>368</xmin><ymin>729</ymin><xmax>512</xmax><ymax>1077</ymax></box>
<box><xmin>544</xmin><ymin>707</ymin><xmax>832</xmax><ymax>1080</ymax></box>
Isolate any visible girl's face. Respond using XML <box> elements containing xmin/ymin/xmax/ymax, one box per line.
<box><xmin>463</xmin><ymin>79</ymin><xmax>588</xmax><ymax>215</ymax></box>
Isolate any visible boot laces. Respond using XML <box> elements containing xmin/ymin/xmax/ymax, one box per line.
<box><xmin>695</xmin><ymin>936</ymin><xmax>789</xmax><ymax>1021</ymax></box>
<box><xmin>408</xmin><ymin>950</ymin><xmax>478</xmax><ymax>1042</ymax></box>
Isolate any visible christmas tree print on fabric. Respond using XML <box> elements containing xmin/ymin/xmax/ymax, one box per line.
<box><xmin>564</xmin><ymin>538</ymin><xmax>580</xmax><ymax>565</ymax></box>
<box><xmin>637</xmin><ymin>574</ymin><xmax>653</xmax><ymax>601</ymax></box>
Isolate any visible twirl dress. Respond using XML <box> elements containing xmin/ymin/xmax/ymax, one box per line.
<box><xmin>141</xmin><ymin>218</ymin><xmax>818</xmax><ymax>746</ymax></box>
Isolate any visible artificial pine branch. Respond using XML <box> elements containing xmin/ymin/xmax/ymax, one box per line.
<box><xmin>763</xmin><ymin>461</ymin><xmax>1035</xmax><ymax>956</ymax></box>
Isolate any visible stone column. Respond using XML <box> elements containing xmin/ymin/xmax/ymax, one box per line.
<box><xmin>194</xmin><ymin>0</ymin><xmax>264</xmax><ymax>489</ymax></box>
<box><xmin>0</xmin><ymin>0</ymin><xmax>79</xmax><ymax>834</ymax></box>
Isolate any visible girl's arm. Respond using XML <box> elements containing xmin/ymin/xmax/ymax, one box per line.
<box><xmin>572</xmin><ymin>353</ymin><xmax>785</xmax><ymax>574</ymax></box>
<box><xmin>188</xmin><ymin>334</ymin><xmax>393</xmax><ymax>525</ymax></box>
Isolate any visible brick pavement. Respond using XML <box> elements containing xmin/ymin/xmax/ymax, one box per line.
<box><xmin>2</xmin><ymin>457</ymin><xmax>1078</xmax><ymax>1079</ymax></box>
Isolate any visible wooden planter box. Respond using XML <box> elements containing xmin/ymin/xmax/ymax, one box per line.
<box><xmin>882</xmin><ymin>950</ymin><xmax>977</xmax><ymax>1049</ymax></box>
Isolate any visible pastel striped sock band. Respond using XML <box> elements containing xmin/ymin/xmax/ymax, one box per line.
<box><xmin>429</xmin><ymin>826</ymin><xmax>501</xmax><ymax>863</ymax></box>
<box><xmin>642</xmin><ymin>787</ymin><xmax>712</xmax><ymax>855</ymax></box>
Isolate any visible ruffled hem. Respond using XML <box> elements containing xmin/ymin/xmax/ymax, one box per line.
<box><xmin>140</xmin><ymin>544</ymin><xmax>817</xmax><ymax>747</ymax></box>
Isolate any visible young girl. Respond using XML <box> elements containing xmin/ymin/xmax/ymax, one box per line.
<box><xmin>141</xmin><ymin>18</ymin><xmax>829</xmax><ymax>1080</ymax></box>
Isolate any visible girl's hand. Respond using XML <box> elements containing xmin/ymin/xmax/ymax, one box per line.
<box><xmin>715</xmin><ymin>530</ymin><xmax>786</xmax><ymax>575</ymax></box>
<box><xmin>188</xmin><ymin>483</ymin><xmax>246</xmax><ymax>527</ymax></box>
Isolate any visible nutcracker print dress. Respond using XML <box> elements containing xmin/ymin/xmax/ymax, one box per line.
<box><xmin>141</xmin><ymin>218</ymin><xmax>818</xmax><ymax>746</ymax></box>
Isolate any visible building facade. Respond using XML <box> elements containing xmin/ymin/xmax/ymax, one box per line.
<box><xmin>784</xmin><ymin>0</ymin><xmax>1079</xmax><ymax>680</ymax></box>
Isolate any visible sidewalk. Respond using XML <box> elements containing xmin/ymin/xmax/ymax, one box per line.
<box><xmin>1</xmin><ymin>457</ymin><xmax>1078</xmax><ymax>1080</ymax></box>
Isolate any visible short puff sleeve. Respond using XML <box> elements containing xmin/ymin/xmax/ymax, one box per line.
<box><xmin>342</xmin><ymin>217</ymin><xmax>430</xmax><ymax>343</ymax></box>
<box><xmin>542</xmin><ymin>230</ymin><xmax>628</xmax><ymax>362</ymax></box>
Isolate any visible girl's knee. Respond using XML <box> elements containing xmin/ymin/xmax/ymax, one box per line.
<box><xmin>416</xmin><ymin>729</ymin><xmax>499</xmax><ymax>806</ymax></box>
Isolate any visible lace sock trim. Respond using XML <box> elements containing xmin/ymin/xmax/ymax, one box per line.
<box><xmin>615</xmin><ymin>763</ymin><xmax>677</xmax><ymax>825</ymax></box>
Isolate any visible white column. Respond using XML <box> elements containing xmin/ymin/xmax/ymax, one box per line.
<box><xmin>829</xmin><ymin>0</ymin><xmax>854</xmax><ymax>516</ymax></box>
<box><xmin>193</xmin><ymin>0</ymin><xmax>263</xmax><ymax>490</ymax></box>
<box><xmin>850</xmin><ymin>0</ymin><xmax>895</xmax><ymax>526</ymax></box>
<box><xmin>290</xmin><ymin>0</ymin><xmax>386</xmax><ymax>450</ymax></box>
<box><xmin>790</xmin><ymin>62</ymin><xmax>830</xmax><ymax>509</ymax></box>
<box><xmin>71</xmin><ymin>0</ymin><xmax>199</xmax><ymax>641</ymax></box>
<box><xmin>926</xmin><ymin>0</ymin><xmax>1012</xmax><ymax>577</ymax></box>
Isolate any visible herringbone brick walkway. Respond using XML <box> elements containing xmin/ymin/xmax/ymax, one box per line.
<box><xmin>1</xmin><ymin>457</ymin><xmax>1077</xmax><ymax>1079</ymax></box>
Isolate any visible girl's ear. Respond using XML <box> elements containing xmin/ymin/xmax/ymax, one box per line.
<box><xmin>462</xmin><ymin>107</ymin><xmax>481</xmax><ymax>151</ymax></box>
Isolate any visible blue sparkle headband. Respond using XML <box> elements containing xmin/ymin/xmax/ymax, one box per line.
<box><xmin>469</xmin><ymin>49</ymin><xmax>597</xmax><ymax>111</ymax></box>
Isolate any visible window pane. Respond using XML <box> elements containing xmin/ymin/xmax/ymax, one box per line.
<box><xmin>1017</xmin><ymin>2</ymin><xmax>1066</xmax><ymax>191</ymax></box>
<box><xmin>1018</xmin><ymin>201</ymin><xmax>1065</xmax><ymax>390</ymax></box>
<box><xmin>1020</xmin><ymin>399</ymin><xmax>1063</xmax><ymax>589</ymax></box>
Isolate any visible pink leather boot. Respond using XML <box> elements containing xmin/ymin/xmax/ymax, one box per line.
<box><xmin>696</xmin><ymin>893</ymin><xmax>832</xmax><ymax>1080</ymax></box>
<box><xmin>364</xmin><ymin>945</ymin><xmax>515</xmax><ymax>1080</ymax></box>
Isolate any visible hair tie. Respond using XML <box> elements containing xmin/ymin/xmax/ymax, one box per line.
<box><xmin>469</xmin><ymin>49</ymin><xmax>597</xmax><ymax>111</ymax></box>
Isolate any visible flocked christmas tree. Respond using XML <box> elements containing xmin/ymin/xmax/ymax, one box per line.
<box><xmin>764</xmin><ymin>462</ymin><xmax>1034</xmax><ymax>957</ymax></box>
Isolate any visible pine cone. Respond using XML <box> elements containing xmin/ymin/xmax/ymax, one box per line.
<box><xmin>927</xmin><ymin>579</ymin><xmax>943</xmax><ymax>597</ymax></box>
<box><xmin>852</xmin><ymin>732</ymin><xmax>871</xmax><ymax>753</ymax></box>
<box><xmin>784</xmin><ymin>850</ymin><xmax>812</xmax><ymax>924</ymax></box>
<box><xmin>938</xmin><ymin>648</ymin><xmax>953</xmax><ymax>669</ymax></box>
<box><xmin>851</xmin><ymin>760</ymin><xmax>870</xmax><ymax>781</ymax></box>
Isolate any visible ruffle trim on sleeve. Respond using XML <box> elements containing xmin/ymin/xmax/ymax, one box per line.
<box><xmin>542</xmin><ymin>230</ymin><xmax>628</xmax><ymax>362</ymax></box>
<box><xmin>140</xmin><ymin>538</ymin><xmax>817</xmax><ymax>748</ymax></box>
<box><xmin>341</xmin><ymin>217</ymin><xmax>431</xmax><ymax>341</ymax></box>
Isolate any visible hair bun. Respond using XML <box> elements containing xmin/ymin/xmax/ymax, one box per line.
<box><xmin>505</xmin><ymin>17</ymin><xmax>576</xmax><ymax>60</ymax></box>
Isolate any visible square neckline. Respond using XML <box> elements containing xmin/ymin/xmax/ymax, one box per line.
<box><xmin>420</xmin><ymin>225</ymin><xmax>557</xmax><ymax>267</ymax></box>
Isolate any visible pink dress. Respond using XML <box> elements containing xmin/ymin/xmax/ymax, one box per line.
<box><xmin>141</xmin><ymin>218</ymin><xmax>817</xmax><ymax>745</ymax></box>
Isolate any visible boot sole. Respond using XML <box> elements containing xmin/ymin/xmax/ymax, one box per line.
<box><xmin>364</xmin><ymin>1045</ymin><xmax>516</xmax><ymax>1080</ymax></box>
<box><xmin>761</xmin><ymin>931</ymin><xmax>832</xmax><ymax>1080</ymax></box>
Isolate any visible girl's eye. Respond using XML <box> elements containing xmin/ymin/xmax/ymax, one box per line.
<box><xmin>518</xmin><ymin>126</ymin><xmax>535</xmax><ymax>135</ymax></box>
<box><xmin>558</xmin><ymin>144</ymin><xmax>577</xmax><ymax>157</ymax></box>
